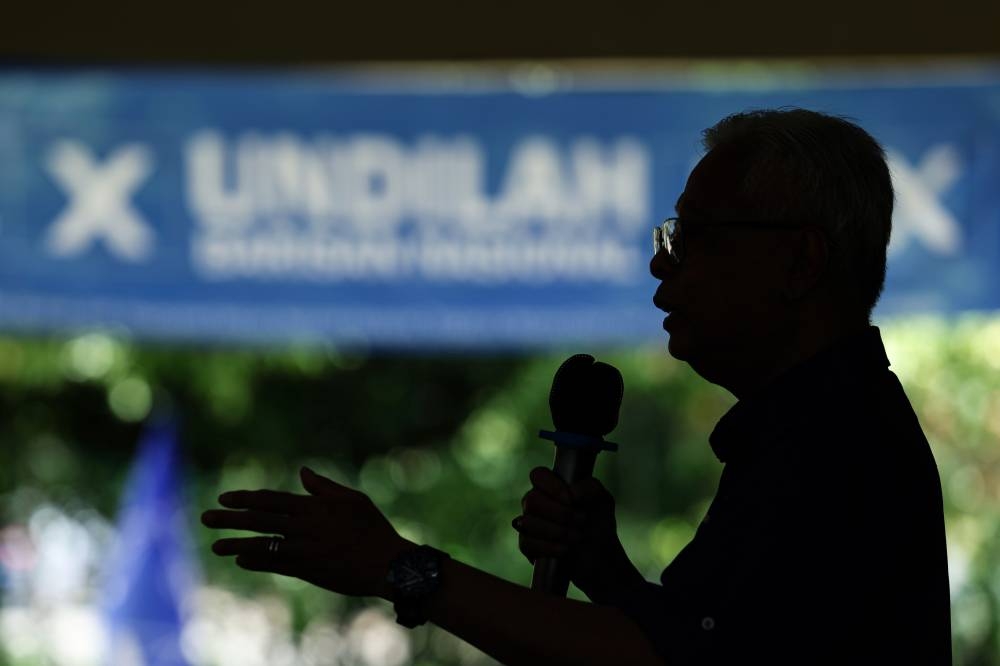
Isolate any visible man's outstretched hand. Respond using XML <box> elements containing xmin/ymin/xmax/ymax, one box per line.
<box><xmin>201</xmin><ymin>466</ymin><xmax>415</xmax><ymax>600</ymax></box>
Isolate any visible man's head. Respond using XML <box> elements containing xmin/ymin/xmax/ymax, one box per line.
<box><xmin>650</xmin><ymin>108</ymin><xmax>894</xmax><ymax>398</ymax></box>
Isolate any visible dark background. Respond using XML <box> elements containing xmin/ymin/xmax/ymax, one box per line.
<box><xmin>2</xmin><ymin>0</ymin><xmax>998</xmax><ymax>65</ymax></box>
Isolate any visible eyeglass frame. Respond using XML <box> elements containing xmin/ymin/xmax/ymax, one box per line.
<box><xmin>652</xmin><ymin>216</ymin><xmax>827</xmax><ymax>265</ymax></box>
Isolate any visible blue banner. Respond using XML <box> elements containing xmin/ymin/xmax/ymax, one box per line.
<box><xmin>1</xmin><ymin>65</ymin><xmax>998</xmax><ymax>348</ymax></box>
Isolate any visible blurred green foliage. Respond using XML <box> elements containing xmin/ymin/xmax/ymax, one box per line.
<box><xmin>1</xmin><ymin>314</ymin><xmax>998</xmax><ymax>664</ymax></box>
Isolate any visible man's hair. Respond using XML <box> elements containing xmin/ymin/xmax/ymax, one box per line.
<box><xmin>701</xmin><ymin>107</ymin><xmax>894</xmax><ymax>324</ymax></box>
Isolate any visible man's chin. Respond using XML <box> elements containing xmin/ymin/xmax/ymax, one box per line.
<box><xmin>666</xmin><ymin>332</ymin><xmax>689</xmax><ymax>362</ymax></box>
<box><xmin>665</xmin><ymin>323</ymin><xmax>704</xmax><ymax>369</ymax></box>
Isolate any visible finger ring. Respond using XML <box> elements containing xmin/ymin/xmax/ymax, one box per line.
<box><xmin>267</xmin><ymin>536</ymin><xmax>282</xmax><ymax>554</ymax></box>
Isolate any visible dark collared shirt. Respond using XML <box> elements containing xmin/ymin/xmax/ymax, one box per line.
<box><xmin>616</xmin><ymin>326</ymin><xmax>952</xmax><ymax>665</ymax></box>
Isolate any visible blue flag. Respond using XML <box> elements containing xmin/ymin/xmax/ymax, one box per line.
<box><xmin>101</xmin><ymin>418</ymin><xmax>199</xmax><ymax>666</ymax></box>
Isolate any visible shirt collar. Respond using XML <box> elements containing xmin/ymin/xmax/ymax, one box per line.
<box><xmin>708</xmin><ymin>325</ymin><xmax>891</xmax><ymax>464</ymax></box>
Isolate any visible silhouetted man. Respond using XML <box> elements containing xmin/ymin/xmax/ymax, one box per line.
<box><xmin>633</xmin><ymin>108</ymin><xmax>952</xmax><ymax>664</ymax></box>
<box><xmin>204</xmin><ymin>108</ymin><xmax>952</xmax><ymax>665</ymax></box>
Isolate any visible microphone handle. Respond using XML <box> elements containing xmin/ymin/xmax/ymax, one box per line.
<box><xmin>530</xmin><ymin>443</ymin><xmax>598</xmax><ymax>595</ymax></box>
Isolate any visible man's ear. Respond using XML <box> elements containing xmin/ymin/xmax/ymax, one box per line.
<box><xmin>782</xmin><ymin>226</ymin><xmax>829</xmax><ymax>302</ymax></box>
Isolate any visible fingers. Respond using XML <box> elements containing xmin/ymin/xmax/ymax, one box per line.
<box><xmin>529</xmin><ymin>467</ymin><xmax>572</xmax><ymax>504</ymax></box>
<box><xmin>528</xmin><ymin>467</ymin><xmax>613</xmax><ymax>513</ymax></box>
<box><xmin>235</xmin><ymin>553</ymin><xmax>303</xmax><ymax>578</ymax></box>
<box><xmin>201</xmin><ymin>509</ymin><xmax>308</xmax><ymax>536</ymax></box>
<box><xmin>513</xmin><ymin>513</ymin><xmax>582</xmax><ymax>562</ymax></box>
<box><xmin>515</xmin><ymin>513</ymin><xmax>581</xmax><ymax>544</ymax></box>
<box><xmin>518</xmin><ymin>535</ymin><xmax>566</xmax><ymax>562</ymax></box>
<box><xmin>211</xmin><ymin>536</ymin><xmax>311</xmax><ymax>559</ymax></box>
<box><xmin>212</xmin><ymin>535</ymin><xmax>276</xmax><ymax>556</ymax></box>
<box><xmin>218</xmin><ymin>489</ymin><xmax>316</xmax><ymax>514</ymax></box>
<box><xmin>300</xmin><ymin>467</ymin><xmax>353</xmax><ymax>499</ymax></box>
<box><xmin>516</xmin><ymin>467</ymin><xmax>615</xmax><ymax>566</ymax></box>
<box><xmin>212</xmin><ymin>536</ymin><xmax>316</xmax><ymax>578</ymax></box>
<box><xmin>568</xmin><ymin>477</ymin><xmax>614</xmax><ymax>510</ymax></box>
<box><xmin>521</xmin><ymin>486</ymin><xmax>577</xmax><ymax>526</ymax></box>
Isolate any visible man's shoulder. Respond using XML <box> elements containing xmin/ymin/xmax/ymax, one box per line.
<box><xmin>743</xmin><ymin>370</ymin><xmax>940</xmax><ymax>512</ymax></box>
<box><xmin>781</xmin><ymin>368</ymin><xmax>932</xmax><ymax>462</ymax></box>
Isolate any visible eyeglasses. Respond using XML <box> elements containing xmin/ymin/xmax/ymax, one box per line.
<box><xmin>652</xmin><ymin>217</ymin><xmax>814</xmax><ymax>265</ymax></box>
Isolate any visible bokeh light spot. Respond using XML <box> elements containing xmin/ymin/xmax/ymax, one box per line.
<box><xmin>107</xmin><ymin>376</ymin><xmax>152</xmax><ymax>422</ymax></box>
<box><xmin>64</xmin><ymin>333</ymin><xmax>120</xmax><ymax>381</ymax></box>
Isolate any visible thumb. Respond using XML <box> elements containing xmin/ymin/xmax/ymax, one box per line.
<box><xmin>300</xmin><ymin>466</ymin><xmax>346</xmax><ymax>498</ymax></box>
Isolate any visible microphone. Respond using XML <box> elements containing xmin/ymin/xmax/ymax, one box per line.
<box><xmin>531</xmin><ymin>354</ymin><xmax>622</xmax><ymax>596</ymax></box>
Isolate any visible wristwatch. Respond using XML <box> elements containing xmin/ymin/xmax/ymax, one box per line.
<box><xmin>384</xmin><ymin>545</ymin><xmax>450</xmax><ymax>628</ymax></box>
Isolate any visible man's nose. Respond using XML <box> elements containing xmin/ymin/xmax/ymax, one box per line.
<box><xmin>649</xmin><ymin>250</ymin><xmax>675</xmax><ymax>281</ymax></box>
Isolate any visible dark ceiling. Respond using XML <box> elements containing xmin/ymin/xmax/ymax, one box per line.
<box><xmin>2</xmin><ymin>1</ymin><xmax>998</xmax><ymax>65</ymax></box>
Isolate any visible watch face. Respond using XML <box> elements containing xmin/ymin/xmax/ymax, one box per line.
<box><xmin>389</xmin><ymin>548</ymin><xmax>442</xmax><ymax>599</ymax></box>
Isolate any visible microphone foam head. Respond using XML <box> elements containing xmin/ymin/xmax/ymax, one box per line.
<box><xmin>548</xmin><ymin>354</ymin><xmax>624</xmax><ymax>437</ymax></box>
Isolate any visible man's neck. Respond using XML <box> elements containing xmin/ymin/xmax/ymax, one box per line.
<box><xmin>732</xmin><ymin>317</ymin><xmax>868</xmax><ymax>401</ymax></box>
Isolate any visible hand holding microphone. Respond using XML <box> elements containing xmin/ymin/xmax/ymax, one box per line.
<box><xmin>515</xmin><ymin>466</ymin><xmax>643</xmax><ymax>605</ymax></box>
<box><xmin>511</xmin><ymin>353</ymin><xmax>644</xmax><ymax>600</ymax></box>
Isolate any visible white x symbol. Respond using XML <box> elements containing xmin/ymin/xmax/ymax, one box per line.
<box><xmin>44</xmin><ymin>140</ymin><xmax>155</xmax><ymax>262</ymax></box>
<box><xmin>886</xmin><ymin>144</ymin><xmax>963</xmax><ymax>259</ymax></box>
